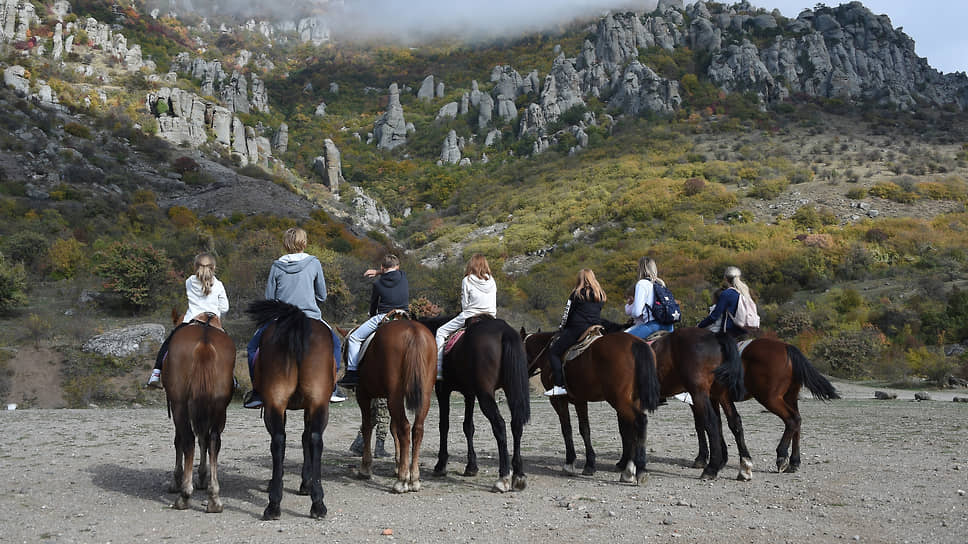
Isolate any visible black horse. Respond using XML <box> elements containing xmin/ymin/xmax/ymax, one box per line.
<box><xmin>420</xmin><ymin>316</ymin><xmax>531</xmax><ymax>492</ymax></box>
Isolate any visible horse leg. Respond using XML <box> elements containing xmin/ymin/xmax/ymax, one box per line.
<box><xmin>696</xmin><ymin>394</ymin><xmax>724</xmax><ymax>480</ymax></box>
<box><xmin>574</xmin><ymin>402</ymin><xmax>596</xmax><ymax>476</ymax></box>
<box><xmin>477</xmin><ymin>392</ymin><xmax>511</xmax><ymax>492</ymax></box>
<box><xmin>462</xmin><ymin>395</ymin><xmax>479</xmax><ymax>477</ymax></box>
<box><xmin>172</xmin><ymin>411</ymin><xmax>194</xmax><ymax>510</ymax></box>
<box><xmin>407</xmin><ymin>396</ymin><xmax>428</xmax><ymax>493</ymax></box>
<box><xmin>510</xmin><ymin>394</ymin><xmax>527</xmax><ymax>491</ymax></box>
<box><xmin>783</xmin><ymin>393</ymin><xmax>803</xmax><ymax>473</ymax></box>
<box><xmin>711</xmin><ymin>400</ymin><xmax>729</xmax><ymax>472</ymax></box>
<box><xmin>690</xmin><ymin>401</ymin><xmax>710</xmax><ymax>469</ymax></box>
<box><xmin>299</xmin><ymin>426</ymin><xmax>312</xmax><ymax>495</ymax></box>
<box><xmin>432</xmin><ymin>383</ymin><xmax>451</xmax><ymax>477</ymax></box>
<box><xmin>305</xmin><ymin>405</ymin><xmax>328</xmax><ymax>518</ymax></box>
<box><xmin>196</xmin><ymin>434</ymin><xmax>209</xmax><ymax>491</ymax></box>
<box><xmin>205</xmin><ymin>428</ymin><xmax>224</xmax><ymax>513</ymax></box>
<box><xmin>388</xmin><ymin>396</ymin><xmax>412</xmax><ymax>493</ymax></box>
<box><xmin>721</xmin><ymin>399</ymin><xmax>753</xmax><ymax>481</ymax></box>
<box><xmin>357</xmin><ymin>394</ymin><xmax>374</xmax><ymax>480</ymax></box>
<box><xmin>633</xmin><ymin>410</ymin><xmax>649</xmax><ymax>485</ymax></box>
<box><xmin>169</xmin><ymin>410</ymin><xmax>185</xmax><ymax>494</ymax></box>
<box><xmin>263</xmin><ymin>409</ymin><xmax>286</xmax><ymax>520</ymax></box>
<box><xmin>551</xmin><ymin>397</ymin><xmax>578</xmax><ymax>474</ymax></box>
<box><xmin>616</xmin><ymin>416</ymin><xmax>635</xmax><ymax>483</ymax></box>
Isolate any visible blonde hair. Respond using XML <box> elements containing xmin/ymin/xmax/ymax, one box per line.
<box><xmin>381</xmin><ymin>254</ymin><xmax>400</xmax><ymax>270</ymax></box>
<box><xmin>636</xmin><ymin>256</ymin><xmax>665</xmax><ymax>287</ymax></box>
<box><xmin>724</xmin><ymin>266</ymin><xmax>751</xmax><ymax>299</ymax></box>
<box><xmin>465</xmin><ymin>253</ymin><xmax>491</xmax><ymax>280</ymax></box>
<box><xmin>193</xmin><ymin>253</ymin><xmax>217</xmax><ymax>296</ymax></box>
<box><xmin>283</xmin><ymin>227</ymin><xmax>308</xmax><ymax>253</ymax></box>
<box><xmin>573</xmin><ymin>268</ymin><xmax>606</xmax><ymax>302</ymax></box>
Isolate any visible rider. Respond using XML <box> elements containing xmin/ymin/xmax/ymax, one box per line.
<box><xmin>624</xmin><ymin>256</ymin><xmax>675</xmax><ymax>340</ymax></box>
<box><xmin>697</xmin><ymin>265</ymin><xmax>753</xmax><ymax>340</ymax></box>
<box><xmin>243</xmin><ymin>227</ymin><xmax>344</xmax><ymax>408</ymax></box>
<box><xmin>433</xmin><ymin>254</ymin><xmax>497</xmax><ymax>381</ymax></box>
<box><xmin>338</xmin><ymin>254</ymin><xmax>410</xmax><ymax>387</ymax></box>
<box><xmin>545</xmin><ymin>268</ymin><xmax>606</xmax><ymax>397</ymax></box>
<box><xmin>147</xmin><ymin>252</ymin><xmax>229</xmax><ymax>388</ymax></box>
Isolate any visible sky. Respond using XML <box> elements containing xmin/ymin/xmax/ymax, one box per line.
<box><xmin>752</xmin><ymin>1</ymin><xmax>966</xmax><ymax>74</ymax></box>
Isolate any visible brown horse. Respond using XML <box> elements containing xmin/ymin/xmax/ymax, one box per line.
<box><xmin>698</xmin><ymin>337</ymin><xmax>840</xmax><ymax>480</ymax></box>
<box><xmin>420</xmin><ymin>316</ymin><xmax>531</xmax><ymax>492</ymax></box>
<box><xmin>645</xmin><ymin>326</ymin><xmax>745</xmax><ymax>480</ymax></box>
<box><xmin>247</xmin><ymin>300</ymin><xmax>336</xmax><ymax>520</ymax></box>
<box><xmin>162</xmin><ymin>313</ymin><xmax>235</xmax><ymax>512</ymax></box>
<box><xmin>521</xmin><ymin>330</ymin><xmax>661</xmax><ymax>485</ymax></box>
<box><xmin>354</xmin><ymin>319</ymin><xmax>437</xmax><ymax>493</ymax></box>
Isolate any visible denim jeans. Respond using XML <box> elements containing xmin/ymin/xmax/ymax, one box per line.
<box><xmin>625</xmin><ymin>321</ymin><xmax>674</xmax><ymax>340</ymax></box>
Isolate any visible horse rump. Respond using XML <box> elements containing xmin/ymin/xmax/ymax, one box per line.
<box><xmin>246</xmin><ymin>299</ymin><xmax>311</xmax><ymax>364</ymax></box>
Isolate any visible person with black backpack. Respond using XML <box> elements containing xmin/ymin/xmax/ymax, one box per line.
<box><xmin>624</xmin><ymin>256</ymin><xmax>680</xmax><ymax>340</ymax></box>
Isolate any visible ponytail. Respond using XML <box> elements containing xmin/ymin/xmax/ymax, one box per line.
<box><xmin>194</xmin><ymin>253</ymin><xmax>217</xmax><ymax>296</ymax></box>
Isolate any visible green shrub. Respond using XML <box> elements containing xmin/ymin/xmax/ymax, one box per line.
<box><xmin>2</xmin><ymin>231</ymin><xmax>49</xmax><ymax>266</ymax></box>
<box><xmin>48</xmin><ymin>238</ymin><xmax>86</xmax><ymax>280</ymax></box>
<box><xmin>811</xmin><ymin>326</ymin><xmax>886</xmax><ymax>378</ymax></box>
<box><xmin>64</xmin><ymin>122</ymin><xmax>92</xmax><ymax>139</ymax></box>
<box><xmin>0</xmin><ymin>253</ymin><xmax>28</xmax><ymax>314</ymax></box>
<box><xmin>93</xmin><ymin>241</ymin><xmax>172</xmax><ymax>310</ymax></box>
<box><xmin>792</xmin><ymin>205</ymin><xmax>821</xmax><ymax>230</ymax></box>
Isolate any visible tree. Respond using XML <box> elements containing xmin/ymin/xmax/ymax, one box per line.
<box><xmin>93</xmin><ymin>242</ymin><xmax>172</xmax><ymax>310</ymax></box>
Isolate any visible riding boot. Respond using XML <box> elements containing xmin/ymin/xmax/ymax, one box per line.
<box><xmin>374</xmin><ymin>438</ymin><xmax>390</xmax><ymax>458</ymax></box>
<box><xmin>349</xmin><ymin>432</ymin><xmax>364</xmax><ymax>456</ymax></box>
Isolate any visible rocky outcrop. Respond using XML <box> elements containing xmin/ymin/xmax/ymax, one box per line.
<box><xmin>82</xmin><ymin>324</ymin><xmax>166</xmax><ymax>358</ymax></box>
<box><xmin>436</xmin><ymin>102</ymin><xmax>459</xmax><ymax>121</ymax></box>
<box><xmin>496</xmin><ymin>95</ymin><xmax>517</xmax><ymax>122</ymax></box>
<box><xmin>312</xmin><ymin>139</ymin><xmax>344</xmax><ymax>192</ymax></box>
<box><xmin>478</xmin><ymin>93</ymin><xmax>494</xmax><ymax>128</ymax></box>
<box><xmin>417</xmin><ymin>75</ymin><xmax>435</xmax><ymax>100</ymax></box>
<box><xmin>351</xmin><ymin>186</ymin><xmax>391</xmax><ymax>230</ymax></box>
<box><xmin>314</xmin><ymin>101</ymin><xmax>326</xmax><ymax>116</ymax></box>
<box><xmin>297</xmin><ymin>15</ymin><xmax>330</xmax><ymax>45</ymax></box>
<box><xmin>373</xmin><ymin>83</ymin><xmax>408</xmax><ymax>150</ymax></box>
<box><xmin>250</xmin><ymin>74</ymin><xmax>269</xmax><ymax>113</ymax></box>
<box><xmin>538</xmin><ymin>55</ymin><xmax>586</xmax><ymax>125</ymax></box>
<box><xmin>3</xmin><ymin>65</ymin><xmax>29</xmax><ymax>96</ymax></box>
<box><xmin>440</xmin><ymin>130</ymin><xmax>461</xmax><ymax>164</ymax></box>
<box><xmin>272</xmin><ymin>123</ymin><xmax>288</xmax><ymax>153</ymax></box>
<box><xmin>611</xmin><ymin>60</ymin><xmax>682</xmax><ymax>116</ymax></box>
<box><xmin>220</xmin><ymin>71</ymin><xmax>250</xmax><ymax>114</ymax></box>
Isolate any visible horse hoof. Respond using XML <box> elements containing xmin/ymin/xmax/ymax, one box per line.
<box><xmin>262</xmin><ymin>504</ymin><xmax>281</xmax><ymax>521</ymax></box>
<box><xmin>310</xmin><ymin>502</ymin><xmax>327</xmax><ymax>519</ymax></box>
<box><xmin>512</xmin><ymin>475</ymin><xmax>527</xmax><ymax>491</ymax></box>
<box><xmin>562</xmin><ymin>463</ymin><xmax>578</xmax><ymax>475</ymax></box>
<box><xmin>392</xmin><ymin>481</ymin><xmax>409</xmax><ymax>494</ymax></box>
<box><xmin>581</xmin><ymin>466</ymin><xmax>596</xmax><ymax>476</ymax></box>
<box><xmin>636</xmin><ymin>471</ymin><xmax>649</xmax><ymax>486</ymax></box>
<box><xmin>433</xmin><ymin>468</ymin><xmax>447</xmax><ymax>478</ymax></box>
<box><xmin>462</xmin><ymin>466</ymin><xmax>478</xmax><ymax>477</ymax></box>
<box><xmin>619</xmin><ymin>471</ymin><xmax>635</xmax><ymax>484</ymax></box>
<box><xmin>172</xmin><ymin>497</ymin><xmax>190</xmax><ymax>510</ymax></box>
<box><xmin>298</xmin><ymin>482</ymin><xmax>311</xmax><ymax>495</ymax></box>
<box><xmin>784</xmin><ymin>464</ymin><xmax>799</xmax><ymax>474</ymax></box>
<box><xmin>692</xmin><ymin>457</ymin><xmax>708</xmax><ymax>469</ymax></box>
<box><xmin>699</xmin><ymin>470</ymin><xmax>718</xmax><ymax>481</ymax></box>
<box><xmin>776</xmin><ymin>457</ymin><xmax>790</xmax><ymax>473</ymax></box>
<box><xmin>206</xmin><ymin>500</ymin><xmax>223</xmax><ymax>514</ymax></box>
<box><xmin>737</xmin><ymin>458</ymin><xmax>753</xmax><ymax>481</ymax></box>
<box><xmin>492</xmin><ymin>477</ymin><xmax>511</xmax><ymax>493</ymax></box>
<box><xmin>409</xmin><ymin>480</ymin><xmax>421</xmax><ymax>492</ymax></box>
<box><xmin>356</xmin><ymin>469</ymin><xmax>372</xmax><ymax>480</ymax></box>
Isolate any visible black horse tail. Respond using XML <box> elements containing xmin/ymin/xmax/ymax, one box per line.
<box><xmin>713</xmin><ymin>333</ymin><xmax>747</xmax><ymax>402</ymax></box>
<box><xmin>788</xmin><ymin>344</ymin><xmax>840</xmax><ymax>401</ymax></box>
<box><xmin>403</xmin><ymin>324</ymin><xmax>432</xmax><ymax>412</ymax></box>
<box><xmin>246</xmin><ymin>299</ymin><xmax>310</xmax><ymax>365</ymax></box>
<box><xmin>500</xmin><ymin>326</ymin><xmax>532</xmax><ymax>425</ymax></box>
<box><xmin>633</xmin><ymin>341</ymin><xmax>661</xmax><ymax>413</ymax></box>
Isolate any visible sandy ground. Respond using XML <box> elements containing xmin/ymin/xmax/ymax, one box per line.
<box><xmin>1</xmin><ymin>380</ymin><xmax>966</xmax><ymax>544</ymax></box>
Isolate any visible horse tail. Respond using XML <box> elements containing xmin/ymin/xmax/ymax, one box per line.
<box><xmin>713</xmin><ymin>333</ymin><xmax>747</xmax><ymax>401</ymax></box>
<box><xmin>633</xmin><ymin>341</ymin><xmax>661</xmax><ymax>412</ymax></box>
<box><xmin>500</xmin><ymin>326</ymin><xmax>531</xmax><ymax>424</ymax></box>
<box><xmin>188</xmin><ymin>326</ymin><xmax>220</xmax><ymax>440</ymax></box>
<box><xmin>403</xmin><ymin>325</ymin><xmax>432</xmax><ymax>412</ymax></box>
<box><xmin>787</xmin><ymin>344</ymin><xmax>840</xmax><ymax>401</ymax></box>
<box><xmin>246</xmin><ymin>299</ymin><xmax>310</xmax><ymax>366</ymax></box>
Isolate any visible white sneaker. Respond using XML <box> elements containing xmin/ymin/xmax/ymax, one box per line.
<box><xmin>330</xmin><ymin>386</ymin><xmax>347</xmax><ymax>403</ymax></box>
<box><xmin>543</xmin><ymin>385</ymin><xmax>568</xmax><ymax>397</ymax></box>
<box><xmin>146</xmin><ymin>371</ymin><xmax>162</xmax><ymax>389</ymax></box>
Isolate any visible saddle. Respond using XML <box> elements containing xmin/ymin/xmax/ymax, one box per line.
<box><xmin>189</xmin><ymin>312</ymin><xmax>223</xmax><ymax>331</ymax></box>
<box><xmin>441</xmin><ymin>314</ymin><xmax>494</xmax><ymax>357</ymax></box>
<box><xmin>563</xmin><ymin>325</ymin><xmax>604</xmax><ymax>362</ymax></box>
<box><xmin>347</xmin><ymin>309</ymin><xmax>411</xmax><ymax>367</ymax></box>
<box><xmin>380</xmin><ymin>309</ymin><xmax>410</xmax><ymax>324</ymax></box>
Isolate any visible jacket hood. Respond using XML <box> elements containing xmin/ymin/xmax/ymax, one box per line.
<box><xmin>378</xmin><ymin>269</ymin><xmax>404</xmax><ymax>288</ymax></box>
<box><xmin>466</xmin><ymin>274</ymin><xmax>496</xmax><ymax>294</ymax></box>
<box><xmin>272</xmin><ymin>253</ymin><xmax>317</xmax><ymax>274</ymax></box>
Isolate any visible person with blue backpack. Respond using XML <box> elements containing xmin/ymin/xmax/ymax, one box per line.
<box><xmin>698</xmin><ymin>265</ymin><xmax>757</xmax><ymax>339</ymax></box>
<box><xmin>624</xmin><ymin>256</ymin><xmax>679</xmax><ymax>340</ymax></box>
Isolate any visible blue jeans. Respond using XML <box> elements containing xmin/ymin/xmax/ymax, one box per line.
<box><xmin>625</xmin><ymin>321</ymin><xmax>674</xmax><ymax>340</ymax></box>
<box><xmin>247</xmin><ymin>322</ymin><xmax>343</xmax><ymax>384</ymax></box>
<box><xmin>345</xmin><ymin>313</ymin><xmax>385</xmax><ymax>371</ymax></box>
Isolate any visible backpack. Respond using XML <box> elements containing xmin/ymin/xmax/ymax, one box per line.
<box><xmin>731</xmin><ymin>289</ymin><xmax>760</xmax><ymax>329</ymax></box>
<box><xmin>651</xmin><ymin>283</ymin><xmax>682</xmax><ymax>325</ymax></box>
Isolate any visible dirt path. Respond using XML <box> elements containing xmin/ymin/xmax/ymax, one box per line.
<box><xmin>1</xmin><ymin>382</ymin><xmax>966</xmax><ymax>543</ymax></box>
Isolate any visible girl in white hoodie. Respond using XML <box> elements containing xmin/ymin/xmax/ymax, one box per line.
<box><xmin>434</xmin><ymin>254</ymin><xmax>497</xmax><ymax>380</ymax></box>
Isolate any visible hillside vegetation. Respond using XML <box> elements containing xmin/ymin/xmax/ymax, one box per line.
<box><xmin>1</xmin><ymin>0</ymin><xmax>967</xmax><ymax>406</ymax></box>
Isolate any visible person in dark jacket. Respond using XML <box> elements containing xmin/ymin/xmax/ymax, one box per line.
<box><xmin>338</xmin><ymin>254</ymin><xmax>410</xmax><ymax>386</ymax></box>
<box><xmin>697</xmin><ymin>266</ymin><xmax>751</xmax><ymax>339</ymax></box>
<box><xmin>545</xmin><ymin>268</ymin><xmax>606</xmax><ymax>397</ymax></box>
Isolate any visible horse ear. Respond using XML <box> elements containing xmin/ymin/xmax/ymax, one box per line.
<box><xmin>171</xmin><ymin>307</ymin><xmax>180</xmax><ymax>326</ymax></box>
<box><xmin>519</xmin><ymin>327</ymin><xmax>527</xmax><ymax>339</ymax></box>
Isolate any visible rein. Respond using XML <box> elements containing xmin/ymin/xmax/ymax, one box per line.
<box><xmin>523</xmin><ymin>333</ymin><xmax>550</xmax><ymax>377</ymax></box>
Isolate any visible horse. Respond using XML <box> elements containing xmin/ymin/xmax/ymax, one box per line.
<box><xmin>161</xmin><ymin>313</ymin><xmax>236</xmax><ymax>513</ymax></box>
<box><xmin>420</xmin><ymin>316</ymin><xmax>531</xmax><ymax>492</ymax></box>
<box><xmin>246</xmin><ymin>300</ymin><xmax>336</xmax><ymax>520</ymax></box>
<box><xmin>696</xmin><ymin>337</ymin><xmax>840</xmax><ymax>480</ymax></box>
<box><xmin>521</xmin><ymin>329</ymin><xmax>661</xmax><ymax>485</ymax></box>
<box><xmin>353</xmin><ymin>318</ymin><xmax>437</xmax><ymax>493</ymax></box>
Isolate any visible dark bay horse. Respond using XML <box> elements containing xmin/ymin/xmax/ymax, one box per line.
<box><xmin>698</xmin><ymin>337</ymin><xmax>840</xmax><ymax>480</ymax></box>
<box><xmin>247</xmin><ymin>300</ymin><xmax>336</xmax><ymax>520</ymax></box>
<box><xmin>354</xmin><ymin>319</ymin><xmax>437</xmax><ymax>493</ymax></box>
<box><xmin>521</xmin><ymin>330</ymin><xmax>661</xmax><ymax>485</ymax></box>
<box><xmin>647</xmin><ymin>327</ymin><xmax>745</xmax><ymax>479</ymax></box>
<box><xmin>162</xmin><ymin>313</ymin><xmax>235</xmax><ymax>512</ymax></box>
<box><xmin>421</xmin><ymin>316</ymin><xmax>531</xmax><ymax>492</ymax></box>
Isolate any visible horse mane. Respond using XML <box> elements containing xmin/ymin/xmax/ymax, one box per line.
<box><xmin>246</xmin><ymin>299</ymin><xmax>311</xmax><ymax>364</ymax></box>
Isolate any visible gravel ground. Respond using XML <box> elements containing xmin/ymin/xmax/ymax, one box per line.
<box><xmin>1</xmin><ymin>381</ymin><xmax>966</xmax><ymax>543</ymax></box>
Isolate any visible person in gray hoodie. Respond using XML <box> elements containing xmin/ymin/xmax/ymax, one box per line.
<box><xmin>244</xmin><ymin>227</ymin><xmax>344</xmax><ymax>408</ymax></box>
<box><xmin>433</xmin><ymin>253</ymin><xmax>497</xmax><ymax>380</ymax></box>
<box><xmin>338</xmin><ymin>254</ymin><xmax>409</xmax><ymax>386</ymax></box>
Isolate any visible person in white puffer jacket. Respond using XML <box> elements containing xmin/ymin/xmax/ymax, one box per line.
<box><xmin>434</xmin><ymin>254</ymin><xmax>497</xmax><ymax>380</ymax></box>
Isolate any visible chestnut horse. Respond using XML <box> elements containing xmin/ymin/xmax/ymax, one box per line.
<box><xmin>162</xmin><ymin>313</ymin><xmax>235</xmax><ymax>512</ymax></box>
<box><xmin>697</xmin><ymin>337</ymin><xmax>840</xmax><ymax>480</ymax></box>
<box><xmin>421</xmin><ymin>316</ymin><xmax>531</xmax><ymax>492</ymax></box>
<box><xmin>522</xmin><ymin>330</ymin><xmax>661</xmax><ymax>485</ymax></box>
<box><xmin>354</xmin><ymin>319</ymin><xmax>437</xmax><ymax>493</ymax></box>
<box><xmin>247</xmin><ymin>300</ymin><xmax>336</xmax><ymax>520</ymax></box>
<box><xmin>647</xmin><ymin>327</ymin><xmax>745</xmax><ymax>479</ymax></box>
